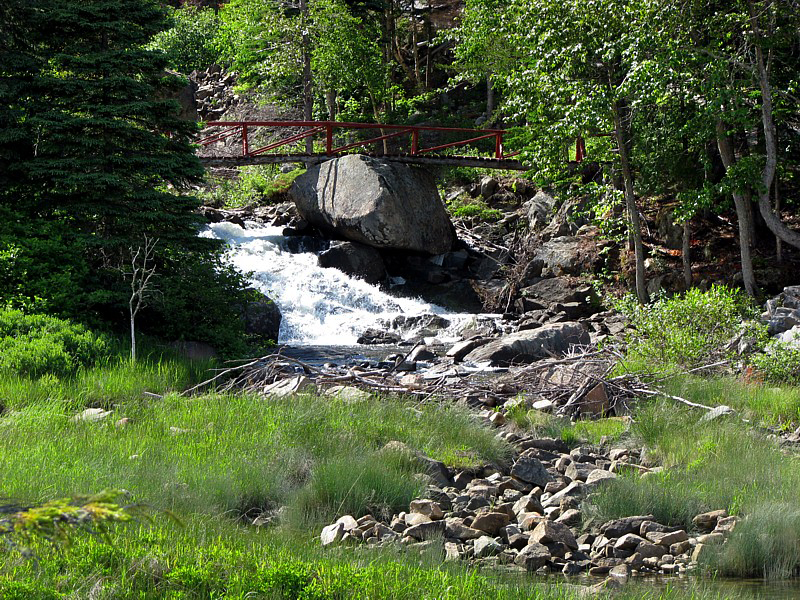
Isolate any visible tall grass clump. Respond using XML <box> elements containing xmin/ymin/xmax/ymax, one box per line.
<box><xmin>701</xmin><ymin>503</ymin><xmax>800</xmax><ymax>579</ymax></box>
<box><xmin>616</xmin><ymin>285</ymin><xmax>763</xmax><ymax>375</ymax></box>
<box><xmin>586</xmin><ymin>401</ymin><xmax>800</xmax><ymax>529</ymax></box>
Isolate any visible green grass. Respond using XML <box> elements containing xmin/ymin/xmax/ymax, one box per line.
<box><xmin>584</xmin><ymin>398</ymin><xmax>800</xmax><ymax>577</ymax></box>
<box><xmin>506</xmin><ymin>406</ymin><xmax>628</xmax><ymax>446</ymax></box>
<box><xmin>0</xmin><ymin>516</ymin><xmax>743</xmax><ymax>599</ymax></box>
<box><xmin>0</xmin><ymin>350</ymin><xmax>213</xmax><ymax>412</ymax></box>
<box><xmin>0</xmin><ymin>390</ymin><xmax>509</xmax><ymax>527</ymax></box>
<box><xmin>662</xmin><ymin>375</ymin><xmax>800</xmax><ymax>427</ymax></box>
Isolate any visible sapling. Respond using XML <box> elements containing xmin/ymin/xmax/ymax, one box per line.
<box><xmin>121</xmin><ymin>235</ymin><xmax>159</xmax><ymax>361</ymax></box>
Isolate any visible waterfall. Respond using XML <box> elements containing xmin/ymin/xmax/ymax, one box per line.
<box><xmin>202</xmin><ymin>222</ymin><xmax>477</xmax><ymax>346</ymax></box>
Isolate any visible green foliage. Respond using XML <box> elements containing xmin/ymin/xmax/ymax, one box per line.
<box><xmin>750</xmin><ymin>340</ymin><xmax>800</xmax><ymax>386</ymax></box>
<box><xmin>0</xmin><ymin>309</ymin><xmax>109</xmax><ymax>378</ymax></box>
<box><xmin>0</xmin><ymin>0</ymin><xmax>248</xmax><ymax>348</ymax></box>
<box><xmin>662</xmin><ymin>375</ymin><xmax>800</xmax><ymax>428</ymax></box>
<box><xmin>1</xmin><ymin>490</ymin><xmax>138</xmax><ymax>549</ymax></box>
<box><xmin>618</xmin><ymin>286</ymin><xmax>762</xmax><ymax>374</ymax></box>
<box><xmin>201</xmin><ymin>166</ymin><xmax>306</xmax><ymax>209</ymax></box>
<box><xmin>446</xmin><ymin>195</ymin><xmax>503</xmax><ymax>222</ymax></box>
<box><xmin>149</xmin><ymin>5</ymin><xmax>221</xmax><ymax>74</ymax></box>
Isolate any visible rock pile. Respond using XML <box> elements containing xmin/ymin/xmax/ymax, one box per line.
<box><xmin>190</xmin><ymin>65</ymin><xmax>240</xmax><ymax>121</ymax></box>
<box><xmin>320</xmin><ymin>437</ymin><xmax>738</xmax><ymax>580</ymax></box>
<box><xmin>763</xmin><ymin>285</ymin><xmax>800</xmax><ymax>345</ymax></box>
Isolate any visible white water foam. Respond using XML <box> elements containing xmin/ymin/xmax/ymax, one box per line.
<box><xmin>202</xmin><ymin>221</ymin><xmax>483</xmax><ymax>345</ymax></box>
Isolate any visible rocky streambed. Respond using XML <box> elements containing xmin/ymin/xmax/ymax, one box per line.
<box><xmin>319</xmin><ymin>436</ymin><xmax>737</xmax><ymax>587</ymax></box>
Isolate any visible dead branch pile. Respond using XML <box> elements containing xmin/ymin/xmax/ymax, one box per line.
<box><xmin>180</xmin><ymin>346</ymin><xmax>717</xmax><ymax>419</ymax></box>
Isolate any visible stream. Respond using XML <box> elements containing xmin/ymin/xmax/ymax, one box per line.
<box><xmin>203</xmin><ymin>221</ymin><xmax>799</xmax><ymax>600</ymax></box>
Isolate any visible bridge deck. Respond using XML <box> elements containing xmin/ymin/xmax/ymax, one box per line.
<box><xmin>196</xmin><ymin>120</ymin><xmax>530</xmax><ymax>171</ymax></box>
<box><xmin>199</xmin><ymin>153</ymin><xmax>529</xmax><ymax>171</ymax></box>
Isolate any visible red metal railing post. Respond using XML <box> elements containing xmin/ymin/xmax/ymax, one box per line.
<box><xmin>575</xmin><ymin>136</ymin><xmax>586</xmax><ymax>163</ymax></box>
<box><xmin>326</xmin><ymin>123</ymin><xmax>333</xmax><ymax>156</ymax></box>
<box><xmin>495</xmin><ymin>133</ymin><xmax>503</xmax><ymax>158</ymax></box>
<box><xmin>411</xmin><ymin>129</ymin><xmax>419</xmax><ymax>155</ymax></box>
<box><xmin>242</xmin><ymin>124</ymin><xmax>249</xmax><ymax>156</ymax></box>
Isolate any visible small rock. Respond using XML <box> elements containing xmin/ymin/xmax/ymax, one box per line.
<box><xmin>692</xmin><ymin>510</ymin><xmax>727</xmax><ymax>532</ymax></box>
<box><xmin>474</xmin><ymin>535</ymin><xmax>504</xmax><ymax>558</ymax></box>
<box><xmin>530</xmin><ymin>520</ymin><xmax>578</xmax><ymax>550</ymax></box>
<box><xmin>409</xmin><ymin>499</ymin><xmax>444</xmax><ymax>520</ymax></box>
<box><xmin>71</xmin><ymin>408</ymin><xmax>112</xmax><ymax>423</ymax></box>
<box><xmin>472</xmin><ymin>512</ymin><xmax>510</xmax><ymax>536</ymax></box>
<box><xmin>515</xmin><ymin>542</ymin><xmax>551</xmax><ymax>571</ymax></box>
<box><xmin>614</xmin><ymin>533</ymin><xmax>645</xmax><ymax>551</ymax></box>
<box><xmin>646</xmin><ymin>530</ymin><xmax>688</xmax><ymax>546</ymax></box>
<box><xmin>321</xmin><ymin>522</ymin><xmax>345</xmax><ymax>546</ymax></box>
<box><xmin>510</xmin><ymin>451</ymin><xmax>554</xmax><ymax>487</ymax></box>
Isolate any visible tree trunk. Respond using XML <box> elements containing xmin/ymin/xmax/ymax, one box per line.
<box><xmin>682</xmin><ymin>221</ymin><xmax>692</xmax><ymax>289</ymax></box>
<box><xmin>748</xmin><ymin>0</ymin><xmax>800</xmax><ymax>250</ymax></box>
<box><xmin>775</xmin><ymin>177</ymin><xmax>782</xmax><ymax>263</ymax></box>
<box><xmin>129</xmin><ymin>305</ymin><xmax>136</xmax><ymax>362</ymax></box>
<box><xmin>325</xmin><ymin>89</ymin><xmax>337</xmax><ymax>122</ymax></box>
<box><xmin>612</xmin><ymin>100</ymin><xmax>649</xmax><ymax>304</ymax></box>
<box><xmin>717</xmin><ymin>120</ymin><xmax>758</xmax><ymax>297</ymax></box>
<box><xmin>411</xmin><ymin>0</ymin><xmax>420</xmax><ymax>87</ymax></box>
<box><xmin>486</xmin><ymin>72</ymin><xmax>494</xmax><ymax>119</ymax></box>
<box><xmin>300</xmin><ymin>0</ymin><xmax>313</xmax><ymax>154</ymax></box>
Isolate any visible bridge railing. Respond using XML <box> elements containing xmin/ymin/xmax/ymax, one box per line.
<box><xmin>197</xmin><ymin>120</ymin><xmax>510</xmax><ymax>160</ymax></box>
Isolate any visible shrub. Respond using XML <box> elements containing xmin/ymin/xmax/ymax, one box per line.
<box><xmin>446</xmin><ymin>195</ymin><xmax>503</xmax><ymax>222</ymax></box>
<box><xmin>750</xmin><ymin>339</ymin><xmax>800</xmax><ymax>385</ymax></box>
<box><xmin>149</xmin><ymin>5</ymin><xmax>221</xmax><ymax>74</ymax></box>
<box><xmin>0</xmin><ymin>310</ymin><xmax>109</xmax><ymax>378</ymax></box>
<box><xmin>618</xmin><ymin>285</ymin><xmax>762</xmax><ymax>374</ymax></box>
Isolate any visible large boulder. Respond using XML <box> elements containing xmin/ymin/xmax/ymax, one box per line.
<box><xmin>290</xmin><ymin>155</ymin><xmax>455</xmax><ymax>254</ymax></box>
<box><xmin>532</xmin><ymin>236</ymin><xmax>599</xmax><ymax>277</ymax></box>
<box><xmin>318</xmin><ymin>241</ymin><xmax>387</xmax><ymax>284</ymax></box>
<box><xmin>463</xmin><ymin>322</ymin><xmax>590</xmax><ymax>366</ymax></box>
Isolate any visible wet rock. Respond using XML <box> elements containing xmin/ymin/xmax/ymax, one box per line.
<box><xmin>463</xmin><ymin>322</ymin><xmax>590</xmax><ymax>366</ymax></box>
<box><xmin>318</xmin><ymin>241</ymin><xmax>387</xmax><ymax>284</ymax></box>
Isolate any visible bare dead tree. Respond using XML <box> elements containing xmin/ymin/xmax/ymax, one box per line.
<box><xmin>121</xmin><ymin>235</ymin><xmax>159</xmax><ymax>362</ymax></box>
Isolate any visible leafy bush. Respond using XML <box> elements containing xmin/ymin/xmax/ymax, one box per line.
<box><xmin>149</xmin><ymin>5</ymin><xmax>221</xmax><ymax>74</ymax></box>
<box><xmin>0</xmin><ymin>310</ymin><xmax>109</xmax><ymax>378</ymax></box>
<box><xmin>618</xmin><ymin>285</ymin><xmax>762</xmax><ymax>374</ymax></box>
<box><xmin>750</xmin><ymin>339</ymin><xmax>800</xmax><ymax>385</ymax></box>
<box><xmin>201</xmin><ymin>166</ymin><xmax>306</xmax><ymax>209</ymax></box>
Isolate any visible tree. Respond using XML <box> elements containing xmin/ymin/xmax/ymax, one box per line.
<box><xmin>455</xmin><ymin>0</ymin><xmax>669</xmax><ymax>303</ymax></box>
<box><xmin>0</xmin><ymin>0</ymin><xmax>249</xmax><ymax>349</ymax></box>
<box><xmin>216</xmin><ymin>0</ymin><xmax>390</xmax><ymax>125</ymax></box>
<box><xmin>120</xmin><ymin>236</ymin><xmax>159</xmax><ymax>362</ymax></box>
<box><xmin>658</xmin><ymin>0</ymin><xmax>800</xmax><ymax>296</ymax></box>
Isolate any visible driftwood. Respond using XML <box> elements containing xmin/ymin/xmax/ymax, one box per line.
<box><xmin>179</xmin><ymin>345</ymin><xmax>729</xmax><ymax>421</ymax></box>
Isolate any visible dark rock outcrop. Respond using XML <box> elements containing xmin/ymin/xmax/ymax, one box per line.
<box><xmin>318</xmin><ymin>241</ymin><xmax>387</xmax><ymax>284</ymax></box>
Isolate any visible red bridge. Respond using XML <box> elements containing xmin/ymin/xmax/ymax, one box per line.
<box><xmin>197</xmin><ymin>120</ymin><xmax>529</xmax><ymax>170</ymax></box>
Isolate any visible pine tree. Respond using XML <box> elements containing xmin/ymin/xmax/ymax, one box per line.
<box><xmin>0</xmin><ymin>0</ymin><xmax>248</xmax><ymax>350</ymax></box>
